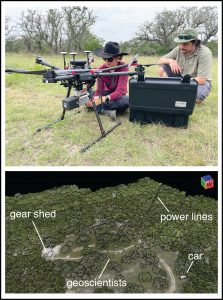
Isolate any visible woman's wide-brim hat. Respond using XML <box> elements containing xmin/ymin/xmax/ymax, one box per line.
<box><xmin>94</xmin><ymin>41</ymin><xmax>128</xmax><ymax>58</ymax></box>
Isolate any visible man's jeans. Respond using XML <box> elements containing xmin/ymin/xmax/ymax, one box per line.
<box><xmin>161</xmin><ymin>64</ymin><xmax>212</xmax><ymax>101</ymax></box>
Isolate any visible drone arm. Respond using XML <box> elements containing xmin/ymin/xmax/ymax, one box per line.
<box><xmin>141</xmin><ymin>63</ymin><xmax>168</xmax><ymax>68</ymax></box>
<box><xmin>97</xmin><ymin>71</ymin><xmax>140</xmax><ymax>77</ymax></box>
<box><xmin>95</xmin><ymin>57</ymin><xmax>137</xmax><ymax>73</ymax></box>
<box><xmin>97</xmin><ymin>64</ymin><xmax>128</xmax><ymax>72</ymax></box>
<box><xmin>53</xmin><ymin>74</ymin><xmax>76</xmax><ymax>82</ymax></box>
<box><xmin>5</xmin><ymin>68</ymin><xmax>48</xmax><ymax>75</ymax></box>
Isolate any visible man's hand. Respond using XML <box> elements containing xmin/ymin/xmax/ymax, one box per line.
<box><xmin>158</xmin><ymin>57</ymin><xmax>182</xmax><ymax>75</ymax></box>
<box><xmin>169</xmin><ymin>59</ymin><xmax>181</xmax><ymax>74</ymax></box>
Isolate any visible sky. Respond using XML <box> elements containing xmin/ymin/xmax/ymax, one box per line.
<box><xmin>2</xmin><ymin>1</ymin><xmax>221</xmax><ymax>43</ymax></box>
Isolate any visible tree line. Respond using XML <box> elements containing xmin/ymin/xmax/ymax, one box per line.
<box><xmin>120</xmin><ymin>6</ymin><xmax>218</xmax><ymax>55</ymax></box>
<box><xmin>5</xmin><ymin>6</ymin><xmax>218</xmax><ymax>56</ymax></box>
<box><xmin>5</xmin><ymin>6</ymin><xmax>104</xmax><ymax>54</ymax></box>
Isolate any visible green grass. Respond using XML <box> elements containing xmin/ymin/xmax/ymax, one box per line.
<box><xmin>5</xmin><ymin>53</ymin><xmax>218</xmax><ymax>166</ymax></box>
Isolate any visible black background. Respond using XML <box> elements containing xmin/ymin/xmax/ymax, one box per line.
<box><xmin>5</xmin><ymin>171</ymin><xmax>217</xmax><ymax>199</ymax></box>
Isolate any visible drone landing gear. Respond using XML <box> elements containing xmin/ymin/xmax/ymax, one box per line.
<box><xmin>35</xmin><ymin>108</ymin><xmax>81</xmax><ymax>133</ymax></box>
<box><xmin>81</xmin><ymin>101</ymin><xmax>121</xmax><ymax>152</ymax></box>
<box><xmin>35</xmin><ymin>102</ymin><xmax>121</xmax><ymax>152</ymax></box>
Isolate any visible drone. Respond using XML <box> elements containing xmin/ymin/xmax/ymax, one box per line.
<box><xmin>5</xmin><ymin>51</ymin><xmax>142</xmax><ymax>152</ymax></box>
<box><xmin>6</xmin><ymin>51</ymin><xmax>197</xmax><ymax>152</ymax></box>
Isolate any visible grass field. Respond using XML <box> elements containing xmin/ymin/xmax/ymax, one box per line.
<box><xmin>5</xmin><ymin>53</ymin><xmax>218</xmax><ymax>166</ymax></box>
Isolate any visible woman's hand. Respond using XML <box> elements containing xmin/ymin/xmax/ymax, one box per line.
<box><xmin>86</xmin><ymin>96</ymin><xmax>109</xmax><ymax>107</ymax></box>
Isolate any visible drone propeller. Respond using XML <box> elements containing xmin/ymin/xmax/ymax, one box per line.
<box><xmin>36</xmin><ymin>56</ymin><xmax>61</xmax><ymax>70</ymax></box>
<box><xmin>128</xmin><ymin>53</ymin><xmax>139</xmax><ymax>66</ymax></box>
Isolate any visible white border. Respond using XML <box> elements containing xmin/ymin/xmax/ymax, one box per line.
<box><xmin>1</xmin><ymin>1</ymin><xmax>222</xmax><ymax>299</ymax></box>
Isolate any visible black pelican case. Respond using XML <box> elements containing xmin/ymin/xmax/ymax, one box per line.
<box><xmin>129</xmin><ymin>76</ymin><xmax>197</xmax><ymax>128</ymax></box>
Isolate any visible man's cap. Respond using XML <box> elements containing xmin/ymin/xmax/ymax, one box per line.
<box><xmin>173</xmin><ymin>28</ymin><xmax>199</xmax><ymax>43</ymax></box>
<box><xmin>94</xmin><ymin>41</ymin><xmax>128</xmax><ymax>58</ymax></box>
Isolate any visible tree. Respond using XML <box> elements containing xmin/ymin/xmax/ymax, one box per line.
<box><xmin>62</xmin><ymin>6</ymin><xmax>96</xmax><ymax>52</ymax></box>
<box><xmin>125</xmin><ymin>283</ymin><xmax>145</xmax><ymax>293</ymax></box>
<box><xmin>18</xmin><ymin>9</ymin><xmax>63</xmax><ymax>53</ymax></box>
<box><xmin>80</xmin><ymin>246</ymin><xmax>93</xmax><ymax>256</ymax></box>
<box><xmin>82</xmin><ymin>30</ymin><xmax>104</xmax><ymax>51</ymax></box>
<box><xmin>7</xmin><ymin>6</ymin><xmax>98</xmax><ymax>53</ymax></box>
<box><xmin>136</xmin><ymin>6</ymin><xmax>218</xmax><ymax>53</ymax></box>
<box><xmin>76</xmin><ymin>233</ymin><xmax>91</xmax><ymax>245</ymax></box>
<box><xmin>5</xmin><ymin>16</ymin><xmax>16</xmax><ymax>51</ymax></box>
<box><xmin>107</xmin><ymin>260</ymin><xmax>122</xmax><ymax>273</ymax></box>
<box><xmin>182</xmin><ymin>6</ymin><xmax>218</xmax><ymax>43</ymax></box>
<box><xmin>60</xmin><ymin>244</ymin><xmax>70</xmax><ymax>254</ymax></box>
<box><xmin>153</xmin><ymin>276</ymin><xmax>168</xmax><ymax>289</ymax></box>
<box><xmin>136</xmin><ymin>8</ymin><xmax>185</xmax><ymax>50</ymax></box>
<box><xmin>121</xmin><ymin>255</ymin><xmax>132</xmax><ymax>264</ymax></box>
<box><xmin>138</xmin><ymin>271</ymin><xmax>152</xmax><ymax>282</ymax></box>
<box><xmin>120</xmin><ymin>38</ymin><xmax>156</xmax><ymax>56</ymax></box>
<box><xmin>42</xmin><ymin>9</ymin><xmax>64</xmax><ymax>53</ymax></box>
<box><xmin>18</xmin><ymin>9</ymin><xmax>46</xmax><ymax>52</ymax></box>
